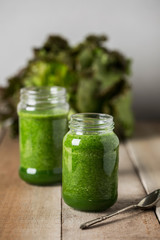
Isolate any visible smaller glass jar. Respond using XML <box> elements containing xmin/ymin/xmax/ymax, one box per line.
<box><xmin>62</xmin><ymin>113</ymin><xmax>119</xmax><ymax>211</ymax></box>
<box><xmin>17</xmin><ymin>86</ymin><xmax>69</xmax><ymax>185</ymax></box>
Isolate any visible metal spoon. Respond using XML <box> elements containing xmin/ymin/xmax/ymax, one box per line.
<box><xmin>80</xmin><ymin>189</ymin><xmax>160</xmax><ymax>230</ymax></box>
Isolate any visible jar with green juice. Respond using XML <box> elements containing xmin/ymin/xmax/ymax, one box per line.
<box><xmin>18</xmin><ymin>87</ymin><xmax>69</xmax><ymax>185</ymax></box>
<box><xmin>62</xmin><ymin>113</ymin><xmax>119</xmax><ymax>211</ymax></box>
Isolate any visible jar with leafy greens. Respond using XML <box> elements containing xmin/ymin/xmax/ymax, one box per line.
<box><xmin>62</xmin><ymin>113</ymin><xmax>119</xmax><ymax>211</ymax></box>
<box><xmin>18</xmin><ymin>87</ymin><xmax>69</xmax><ymax>185</ymax></box>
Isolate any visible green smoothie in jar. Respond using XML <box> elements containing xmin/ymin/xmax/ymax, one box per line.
<box><xmin>62</xmin><ymin>113</ymin><xmax>119</xmax><ymax>211</ymax></box>
<box><xmin>18</xmin><ymin>87</ymin><xmax>69</xmax><ymax>185</ymax></box>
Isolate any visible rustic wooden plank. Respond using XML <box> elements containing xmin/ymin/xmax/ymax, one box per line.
<box><xmin>0</xmin><ymin>132</ymin><xmax>61</xmax><ymax>240</ymax></box>
<box><xmin>1</xmin><ymin>124</ymin><xmax>160</xmax><ymax>240</ymax></box>
<box><xmin>62</xmin><ymin>144</ymin><xmax>160</xmax><ymax>240</ymax></box>
<box><xmin>126</xmin><ymin>122</ymin><xmax>160</xmax><ymax>222</ymax></box>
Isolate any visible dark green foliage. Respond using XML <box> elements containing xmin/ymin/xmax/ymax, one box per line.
<box><xmin>0</xmin><ymin>34</ymin><xmax>134</xmax><ymax>138</ymax></box>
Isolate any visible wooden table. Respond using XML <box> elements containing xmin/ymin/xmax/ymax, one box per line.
<box><xmin>0</xmin><ymin>122</ymin><xmax>160</xmax><ymax>240</ymax></box>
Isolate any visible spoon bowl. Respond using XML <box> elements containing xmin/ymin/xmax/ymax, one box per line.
<box><xmin>137</xmin><ymin>189</ymin><xmax>160</xmax><ymax>208</ymax></box>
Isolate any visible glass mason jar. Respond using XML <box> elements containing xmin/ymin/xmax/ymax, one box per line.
<box><xmin>62</xmin><ymin>113</ymin><xmax>119</xmax><ymax>211</ymax></box>
<box><xmin>17</xmin><ymin>86</ymin><xmax>69</xmax><ymax>185</ymax></box>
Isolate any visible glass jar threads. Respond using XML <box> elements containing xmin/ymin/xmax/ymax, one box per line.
<box><xmin>18</xmin><ymin>86</ymin><xmax>69</xmax><ymax>185</ymax></box>
<box><xmin>62</xmin><ymin>113</ymin><xmax>119</xmax><ymax>211</ymax></box>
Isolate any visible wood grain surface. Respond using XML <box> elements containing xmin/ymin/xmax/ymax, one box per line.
<box><xmin>0</xmin><ymin>131</ymin><xmax>61</xmax><ymax>240</ymax></box>
<box><xmin>0</xmin><ymin>123</ymin><xmax>160</xmax><ymax>240</ymax></box>
<box><xmin>126</xmin><ymin>122</ymin><xmax>160</xmax><ymax>222</ymax></box>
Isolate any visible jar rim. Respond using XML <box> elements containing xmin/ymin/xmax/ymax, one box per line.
<box><xmin>70</xmin><ymin>113</ymin><xmax>114</xmax><ymax>133</ymax></box>
<box><xmin>20</xmin><ymin>86</ymin><xmax>66</xmax><ymax>97</ymax></box>
<box><xmin>19</xmin><ymin>86</ymin><xmax>68</xmax><ymax>109</ymax></box>
<box><xmin>71</xmin><ymin>112</ymin><xmax>113</xmax><ymax>122</ymax></box>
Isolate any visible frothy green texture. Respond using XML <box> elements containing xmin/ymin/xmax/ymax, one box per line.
<box><xmin>62</xmin><ymin>131</ymin><xmax>119</xmax><ymax>211</ymax></box>
<box><xmin>18</xmin><ymin>109</ymin><xmax>68</xmax><ymax>185</ymax></box>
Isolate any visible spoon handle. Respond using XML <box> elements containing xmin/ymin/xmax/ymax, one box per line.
<box><xmin>80</xmin><ymin>204</ymin><xmax>137</xmax><ymax>229</ymax></box>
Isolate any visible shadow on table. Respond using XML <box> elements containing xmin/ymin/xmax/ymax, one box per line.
<box><xmin>84</xmin><ymin>210</ymin><xmax>151</xmax><ymax>230</ymax></box>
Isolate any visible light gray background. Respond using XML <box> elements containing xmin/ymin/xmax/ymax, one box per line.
<box><xmin>0</xmin><ymin>0</ymin><xmax>160</xmax><ymax>119</ymax></box>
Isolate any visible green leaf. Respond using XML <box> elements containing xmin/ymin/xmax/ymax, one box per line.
<box><xmin>111</xmin><ymin>89</ymin><xmax>134</xmax><ymax>137</ymax></box>
<box><xmin>76</xmin><ymin>78</ymin><xmax>101</xmax><ymax>112</ymax></box>
<box><xmin>0</xmin><ymin>34</ymin><xmax>134</xmax><ymax>138</ymax></box>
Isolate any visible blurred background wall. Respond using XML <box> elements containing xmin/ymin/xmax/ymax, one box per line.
<box><xmin>0</xmin><ymin>0</ymin><xmax>160</xmax><ymax>120</ymax></box>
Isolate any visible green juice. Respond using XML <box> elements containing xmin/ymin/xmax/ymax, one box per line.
<box><xmin>18</xmin><ymin>109</ymin><xmax>68</xmax><ymax>185</ymax></box>
<box><xmin>62</xmin><ymin>131</ymin><xmax>119</xmax><ymax>211</ymax></box>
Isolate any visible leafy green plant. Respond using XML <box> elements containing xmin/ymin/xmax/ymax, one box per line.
<box><xmin>0</xmin><ymin>35</ymin><xmax>134</xmax><ymax>138</ymax></box>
